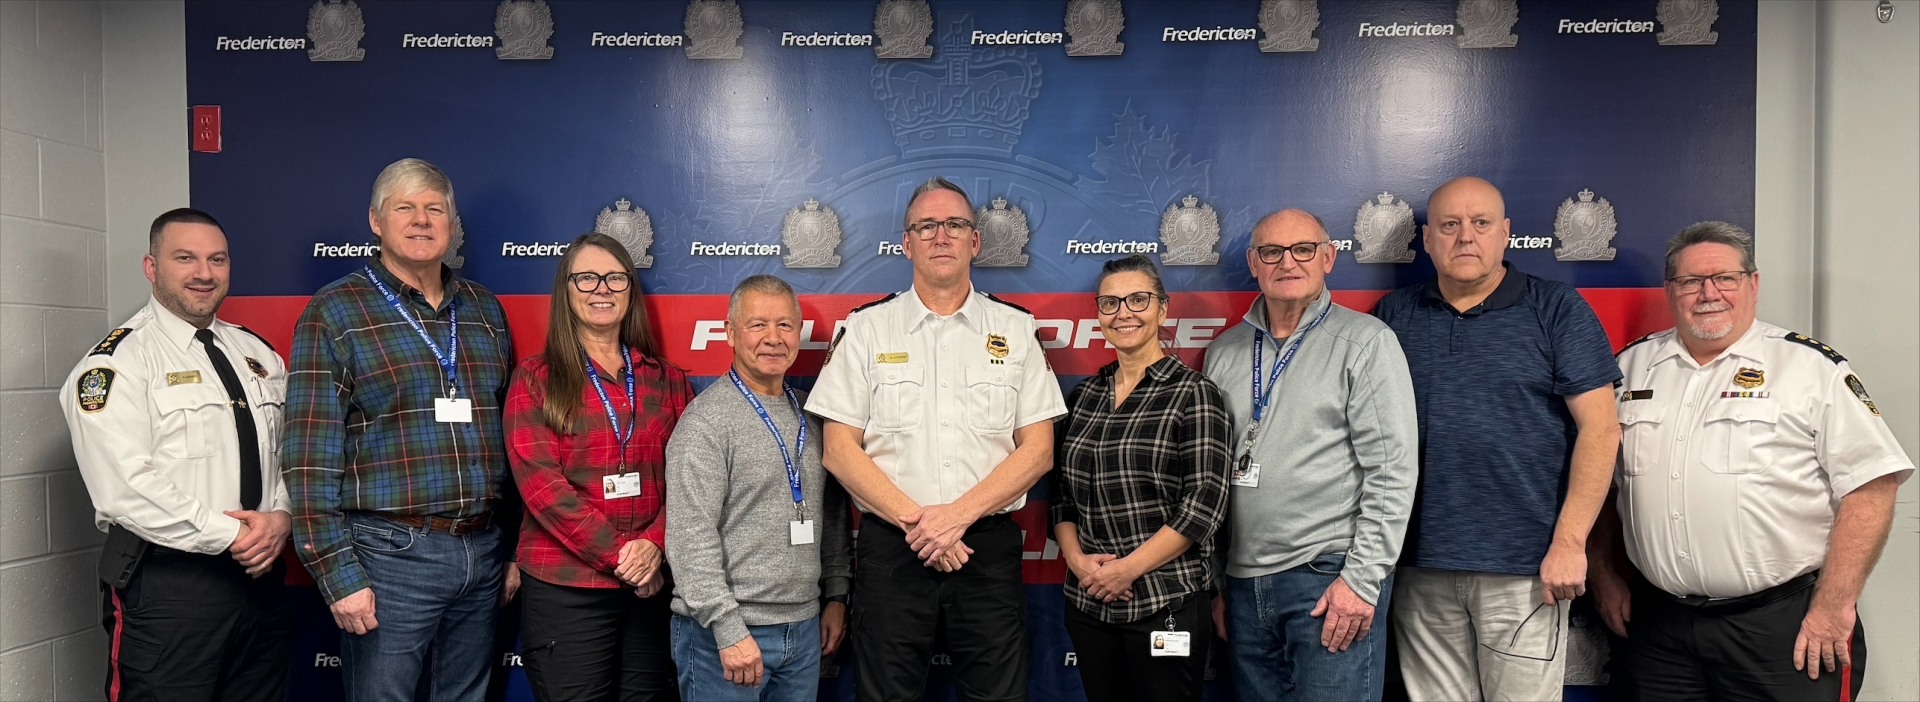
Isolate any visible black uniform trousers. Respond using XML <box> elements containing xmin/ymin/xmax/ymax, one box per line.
<box><xmin>517</xmin><ymin>574</ymin><xmax>679</xmax><ymax>702</ymax></box>
<box><xmin>1063</xmin><ymin>592</ymin><xmax>1212</xmax><ymax>702</ymax></box>
<box><xmin>1623</xmin><ymin>573</ymin><xmax>1867</xmax><ymax>702</ymax></box>
<box><xmin>853</xmin><ymin>515</ymin><xmax>1026</xmax><ymax>702</ymax></box>
<box><xmin>100</xmin><ymin>547</ymin><xmax>292</xmax><ymax>702</ymax></box>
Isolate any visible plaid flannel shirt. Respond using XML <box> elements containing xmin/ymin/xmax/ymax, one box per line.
<box><xmin>505</xmin><ymin>351</ymin><xmax>691</xmax><ymax>588</ymax></box>
<box><xmin>1050</xmin><ymin>356</ymin><xmax>1233</xmax><ymax>624</ymax></box>
<box><xmin>283</xmin><ymin>256</ymin><xmax>517</xmax><ymax>604</ymax></box>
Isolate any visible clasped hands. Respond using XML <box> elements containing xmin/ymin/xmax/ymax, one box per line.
<box><xmin>225</xmin><ymin>509</ymin><xmax>290</xmax><ymax>578</ymax></box>
<box><xmin>1066</xmin><ymin>552</ymin><xmax>1138</xmax><ymax>603</ymax></box>
<box><xmin>900</xmin><ymin>503</ymin><xmax>977</xmax><ymax>572</ymax></box>
<box><xmin>615</xmin><ymin>538</ymin><xmax>666</xmax><ymax>597</ymax></box>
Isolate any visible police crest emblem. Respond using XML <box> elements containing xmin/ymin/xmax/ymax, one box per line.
<box><xmin>494</xmin><ymin>0</ymin><xmax>555</xmax><ymax>60</ymax></box>
<box><xmin>1352</xmin><ymin>192</ymin><xmax>1416</xmax><ymax>264</ymax></box>
<box><xmin>1733</xmin><ymin>367</ymin><xmax>1765</xmax><ymax>389</ymax></box>
<box><xmin>987</xmin><ymin>334</ymin><xmax>1010</xmax><ymax>358</ymax></box>
<box><xmin>595</xmin><ymin>198</ymin><xmax>656</xmax><ymax>268</ymax></box>
<box><xmin>1159</xmin><ymin>195</ymin><xmax>1221</xmax><ymax>266</ymax></box>
<box><xmin>1259</xmin><ymin>0</ymin><xmax>1321</xmax><ymax>53</ymax></box>
<box><xmin>246</xmin><ymin>357</ymin><xmax>269</xmax><ymax>379</ymax></box>
<box><xmin>1064</xmin><ymin>0</ymin><xmax>1125</xmax><ymax>57</ymax></box>
<box><xmin>1846</xmin><ymin>374</ymin><xmax>1880</xmax><ymax>416</ymax></box>
<box><xmin>1457</xmin><ymin>0</ymin><xmax>1519</xmax><ymax>49</ymax></box>
<box><xmin>873</xmin><ymin>0</ymin><xmax>934</xmax><ymax>59</ymax></box>
<box><xmin>782</xmin><ymin>199</ymin><xmax>843</xmax><ymax>269</ymax></box>
<box><xmin>306</xmin><ymin>0</ymin><xmax>366</xmax><ymax>62</ymax></box>
<box><xmin>974</xmin><ymin>197</ymin><xmax>1031</xmax><ymax>268</ymax></box>
<box><xmin>1553</xmin><ymin>189</ymin><xmax>1618</xmax><ymax>262</ymax></box>
<box><xmin>444</xmin><ymin>216</ymin><xmax>467</xmax><ymax>269</ymax></box>
<box><xmin>77</xmin><ymin>368</ymin><xmax>114</xmax><ymax>414</ymax></box>
<box><xmin>685</xmin><ymin>0</ymin><xmax>746</xmax><ymax>59</ymax></box>
<box><xmin>1657</xmin><ymin>0</ymin><xmax>1719</xmax><ymax>46</ymax></box>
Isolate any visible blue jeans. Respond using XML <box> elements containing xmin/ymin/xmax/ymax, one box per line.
<box><xmin>669</xmin><ymin>614</ymin><xmax>820</xmax><ymax>702</ymax></box>
<box><xmin>339</xmin><ymin>512</ymin><xmax>504</xmax><ymax>702</ymax></box>
<box><xmin>1225</xmin><ymin>553</ymin><xmax>1394</xmax><ymax>702</ymax></box>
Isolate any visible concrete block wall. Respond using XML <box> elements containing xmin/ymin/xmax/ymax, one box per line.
<box><xmin>0</xmin><ymin>1</ymin><xmax>114</xmax><ymax>700</ymax></box>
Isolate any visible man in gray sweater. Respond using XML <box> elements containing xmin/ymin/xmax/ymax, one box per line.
<box><xmin>1202</xmin><ymin>209</ymin><xmax>1419</xmax><ymax>702</ymax></box>
<box><xmin>665</xmin><ymin>274</ymin><xmax>852</xmax><ymax>701</ymax></box>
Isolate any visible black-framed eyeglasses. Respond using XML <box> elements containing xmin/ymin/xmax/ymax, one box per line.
<box><xmin>1096</xmin><ymin>291</ymin><xmax>1166</xmax><ymax>315</ymax></box>
<box><xmin>905</xmin><ymin>218</ymin><xmax>977</xmax><ymax>240</ymax></box>
<box><xmin>1254</xmin><ymin>242</ymin><xmax>1326</xmax><ymax>264</ymax></box>
<box><xmin>569</xmin><ymin>271</ymin><xmax>633</xmax><ymax>293</ymax></box>
<box><xmin>1665</xmin><ymin>270</ymin><xmax>1752</xmax><ymax>294</ymax></box>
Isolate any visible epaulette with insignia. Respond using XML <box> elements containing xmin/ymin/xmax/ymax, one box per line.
<box><xmin>1615</xmin><ymin>331</ymin><xmax>1658</xmax><ymax>357</ymax></box>
<box><xmin>981</xmin><ymin>292</ymin><xmax>1033</xmax><ymax>316</ymax></box>
<box><xmin>1784</xmin><ymin>332</ymin><xmax>1847</xmax><ymax>364</ymax></box>
<box><xmin>89</xmin><ymin>328</ymin><xmax>133</xmax><ymax>356</ymax></box>
<box><xmin>848</xmin><ymin>292</ymin><xmax>898</xmax><ymax>315</ymax></box>
<box><xmin>234</xmin><ymin>324</ymin><xmax>276</xmax><ymax>352</ymax></box>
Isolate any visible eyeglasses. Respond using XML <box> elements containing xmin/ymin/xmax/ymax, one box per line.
<box><xmin>569</xmin><ymin>271</ymin><xmax>633</xmax><ymax>293</ymax></box>
<box><xmin>1095</xmin><ymin>291</ymin><xmax>1166</xmax><ymax>315</ymax></box>
<box><xmin>1253</xmin><ymin>242</ymin><xmax>1326</xmax><ymax>264</ymax></box>
<box><xmin>1665</xmin><ymin>270</ymin><xmax>1751</xmax><ymax>294</ymax></box>
<box><xmin>905</xmin><ymin>218</ymin><xmax>977</xmax><ymax>240</ymax></box>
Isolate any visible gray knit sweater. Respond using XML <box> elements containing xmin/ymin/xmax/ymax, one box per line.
<box><xmin>665</xmin><ymin>380</ymin><xmax>852</xmax><ymax>649</ymax></box>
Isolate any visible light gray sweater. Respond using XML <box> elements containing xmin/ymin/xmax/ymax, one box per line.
<box><xmin>665</xmin><ymin>380</ymin><xmax>852</xmax><ymax>649</ymax></box>
<box><xmin>1201</xmin><ymin>289</ymin><xmax>1419</xmax><ymax>605</ymax></box>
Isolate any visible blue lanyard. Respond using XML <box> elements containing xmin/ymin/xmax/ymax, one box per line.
<box><xmin>1250</xmin><ymin>300</ymin><xmax>1333</xmax><ymax>422</ymax></box>
<box><xmin>584</xmin><ymin>346</ymin><xmax>637</xmax><ymax>471</ymax></box>
<box><xmin>363</xmin><ymin>265</ymin><xmax>460</xmax><ymax>397</ymax></box>
<box><xmin>727</xmin><ymin>369</ymin><xmax>807</xmax><ymax>507</ymax></box>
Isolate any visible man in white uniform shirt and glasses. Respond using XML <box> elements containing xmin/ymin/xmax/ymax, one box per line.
<box><xmin>1592</xmin><ymin>221</ymin><xmax>1912</xmax><ymax>702</ymax></box>
<box><xmin>806</xmin><ymin>177</ymin><xmax>1067</xmax><ymax>701</ymax></box>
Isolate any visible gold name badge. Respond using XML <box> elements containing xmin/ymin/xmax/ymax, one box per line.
<box><xmin>165</xmin><ymin>370</ymin><xmax>202</xmax><ymax>386</ymax></box>
<box><xmin>875</xmin><ymin>352</ymin><xmax>909</xmax><ymax>364</ymax></box>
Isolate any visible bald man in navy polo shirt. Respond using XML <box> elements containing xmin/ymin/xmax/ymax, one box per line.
<box><xmin>1371</xmin><ymin>177</ymin><xmax>1623</xmax><ymax>702</ymax></box>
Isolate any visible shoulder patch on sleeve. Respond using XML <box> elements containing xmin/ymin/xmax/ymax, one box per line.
<box><xmin>822</xmin><ymin>327</ymin><xmax>846</xmax><ymax>368</ymax></box>
<box><xmin>88</xmin><ymin>328</ymin><xmax>133</xmax><ymax>356</ymax></box>
<box><xmin>848</xmin><ymin>292</ymin><xmax>898</xmax><ymax>315</ymax></box>
<box><xmin>1844</xmin><ymin>374</ymin><xmax>1880</xmax><ymax>416</ymax></box>
<box><xmin>76</xmin><ymin>367</ymin><xmax>115</xmax><ymax>413</ymax></box>
<box><xmin>981</xmin><ymin>292</ymin><xmax>1033</xmax><ymax>316</ymax></box>
<box><xmin>1784</xmin><ymin>332</ymin><xmax>1847</xmax><ymax>364</ymax></box>
<box><xmin>1615</xmin><ymin>332</ymin><xmax>1657</xmax><ymax>357</ymax></box>
<box><xmin>233</xmin><ymin>324</ymin><xmax>276</xmax><ymax>353</ymax></box>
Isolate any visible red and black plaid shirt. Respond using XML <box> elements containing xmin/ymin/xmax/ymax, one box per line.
<box><xmin>505</xmin><ymin>350</ymin><xmax>691</xmax><ymax>588</ymax></box>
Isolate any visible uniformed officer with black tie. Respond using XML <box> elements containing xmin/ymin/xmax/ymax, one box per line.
<box><xmin>62</xmin><ymin>208</ymin><xmax>294</xmax><ymax>702</ymax></box>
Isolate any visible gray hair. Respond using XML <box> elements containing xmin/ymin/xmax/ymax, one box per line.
<box><xmin>727</xmin><ymin>274</ymin><xmax>801</xmax><ymax>323</ymax></box>
<box><xmin>1664</xmin><ymin>221</ymin><xmax>1756</xmax><ymax>279</ymax></box>
<box><xmin>903</xmin><ymin>177</ymin><xmax>972</xmax><ymax>230</ymax></box>
<box><xmin>369</xmin><ymin>158</ymin><xmax>456</xmax><ymax>217</ymax></box>
<box><xmin>1249</xmin><ymin>209</ymin><xmax>1330</xmax><ymax>246</ymax></box>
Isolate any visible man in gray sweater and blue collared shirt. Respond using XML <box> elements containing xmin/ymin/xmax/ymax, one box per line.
<box><xmin>1203</xmin><ymin>209</ymin><xmax>1419</xmax><ymax>702</ymax></box>
<box><xmin>665</xmin><ymin>274</ymin><xmax>852</xmax><ymax>701</ymax></box>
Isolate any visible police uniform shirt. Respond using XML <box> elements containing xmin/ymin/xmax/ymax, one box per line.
<box><xmin>806</xmin><ymin>287</ymin><xmax>1067</xmax><ymax>513</ymax></box>
<box><xmin>1614</xmin><ymin>321</ymin><xmax>1913</xmax><ymax>598</ymax></box>
<box><xmin>61</xmin><ymin>296</ymin><xmax>292</xmax><ymax>555</ymax></box>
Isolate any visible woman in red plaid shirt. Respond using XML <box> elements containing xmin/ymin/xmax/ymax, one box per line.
<box><xmin>505</xmin><ymin>233</ymin><xmax>692</xmax><ymax>701</ymax></box>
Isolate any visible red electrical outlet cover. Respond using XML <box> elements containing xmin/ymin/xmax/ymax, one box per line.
<box><xmin>192</xmin><ymin>105</ymin><xmax>221</xmax><ymax>153</ymax></box>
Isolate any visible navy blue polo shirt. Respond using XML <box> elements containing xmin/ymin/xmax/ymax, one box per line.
<box><xmin>1372</xmin><ymin>262</ymin><xmax>1621</xmax><ymax>575</ymax></box>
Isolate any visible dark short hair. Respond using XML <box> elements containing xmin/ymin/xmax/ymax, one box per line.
<box><xmin>1097</xmin><ymin>253</ymin><xmax>1168</xmax><ymax>300</ymax></box>
<box><xmin>1663</xmin><ymin>221</ymin><xmax>1756</xmax><ymax>279</ymax></box>
<box><xmin>148</xmin><ymin>208</ymin><xmax>223</xmax><ymax>254</ymax></box>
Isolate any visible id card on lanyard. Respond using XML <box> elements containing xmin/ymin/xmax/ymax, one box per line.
<box><xmin>586</xmin><ymin>346</ymin><xmax>643</xmax><ymax>499</ymax></box>
<box><xmin>1234</xmin><ymin>301</ymin><xmax>1332</xmax><ymax>488</ymax></box>
<box><xmin>726</xmin><ymin>369</ymin><xmax>813</xmax><ymax>545</ymax></box>
<box><xmin>363</xmin><ymin>266</ymin><xmax>469</xmax><ymax>423</ymax></box>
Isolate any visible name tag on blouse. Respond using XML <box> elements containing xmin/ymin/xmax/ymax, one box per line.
<box><xmin>603</xmin><ymin>473</ymin><xmax>642</xmax><ymax>499</ymax></box>
<box><xmin>790</xmin><ymin>520</ymin><xmax>815</xmax><ymax>545</ymax></box>
<box><xmin>434</xmin><ymin>398</ymin><xmax>473</xmax><ymax>423</ymax></box>
<box><xmin>1150</xmin><ymin>631</ymin><xmax>1191</xmax><ymax>657</ymax></box>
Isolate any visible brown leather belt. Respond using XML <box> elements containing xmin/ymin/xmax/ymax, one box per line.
<box><xmin>375</xmin><ymin>511</ymin><xmax>492</xmax><ymax>536</ymax></box>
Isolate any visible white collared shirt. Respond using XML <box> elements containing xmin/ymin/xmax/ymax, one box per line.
<box><xmin>1614</xmin><ymin>321</ymin><xmax>1913</xmax><ymax>598</ymax></box>
<box><xmin>60</xmin><ymin>297</ymin><xmax>292</xmax><ymax>555</ymax></box>
<box><xmin>805</xmin><ymin>286</ymin><xmax>1066</xmax><ymax>512</ymax></box>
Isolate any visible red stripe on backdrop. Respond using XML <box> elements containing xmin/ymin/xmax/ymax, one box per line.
<box><xmin>221</xmin><ymin>288</ymin><xmax>1671</xmax><ymax>374</ymax></box>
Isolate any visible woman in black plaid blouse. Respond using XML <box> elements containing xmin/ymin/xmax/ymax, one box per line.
<box><xmin>1050</xmin><ymin>254</ymin><xmax>1233</xmax><ymax>702</ymax></box>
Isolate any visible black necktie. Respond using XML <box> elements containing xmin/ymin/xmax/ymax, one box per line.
<box><xmin>196</xmin><ymin>329</ymin><xmax>262</xmax><ymax>510</ymax></box>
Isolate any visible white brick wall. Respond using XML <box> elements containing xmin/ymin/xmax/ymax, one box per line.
<box><xmin>0</xmin><ymin>2</ymin><xmax>112</xmax><ymax>699</ymax></box>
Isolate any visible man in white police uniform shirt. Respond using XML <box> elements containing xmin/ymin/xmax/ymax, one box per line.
<box><xmin>807</xmin><ymin>177</ymin><xmax>1067</xmax><ymax>701</ymax></box>
<box><xmin>63</xmin><ymin>208</ymin><xmax>294</xmax><ymax>701</ymax></box>
<box><xmin>1591</xmin><ymin>221</ymin><xmax>1912</xmax><ymax>702</ymax></box>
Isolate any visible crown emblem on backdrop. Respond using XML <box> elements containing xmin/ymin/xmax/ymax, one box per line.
<box><xmin>1456</xmin><ymin>0</ymin><xmax>1519</xmax><ymax>49</ymax></box>
<box><xmin>874</xmin><ymin>0</ymin><xmax>935</xmax><ymax>59</ymax></box>
<box><xmin>1159</xmin><ymin>195</ymin><xmax>1221</xmax><ymax>266</ymax></box>
<box><xmin>494</xmin><ymin>0</ymin><xmax>555</xmax><ymax>60</ymax></box>
<box><xmin>595</xmin><ymin>198</ymin><xmax>656</xmax><ymax>268</ymax></box>
<box><xmin>1352</xmin><ymin>191</ymin><xmax>1416</xmax><ymax>264</ymax></box>
<box><xmin>1656</xmin><ymin>0</ymin><xmax>1720</xmax><ymax>46</ymax></box>
<box><xmin>685</xmin><ymin>0</ymin><xmax>745</xmax><ymax>59</ymax></box>
<box><xmin>306</xmin><ymin>0</ymin><xmax>366</xmax><ymax>62</ymax></box>
<box><xmin>1259</xmin><ymin>0</ymin><xmax>1320</xmax><ymax>53</ymax></box>
<box><xmin>1554</xmin><ymin>188</ymin><xmax>1619</xmax><ymax>262</ymax></box>
<box><xmin>1064</xmin><ymin>0</ymin><xmax>1125</xmax><ymax>57</ymax></box>
<box><xmin>872</xmin><ymin>17</ymin><xmax>1044</xmax><ymax>158</ymax></box>
<box><xmin>974</xmin><ymin>197</ymin><xmax>1031</xmax><ymax>267</ymax></box>
<box><xmin>782</xmin><ymin>198</ymin><xmax>843</xmax><ymax>269</ymax></box>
